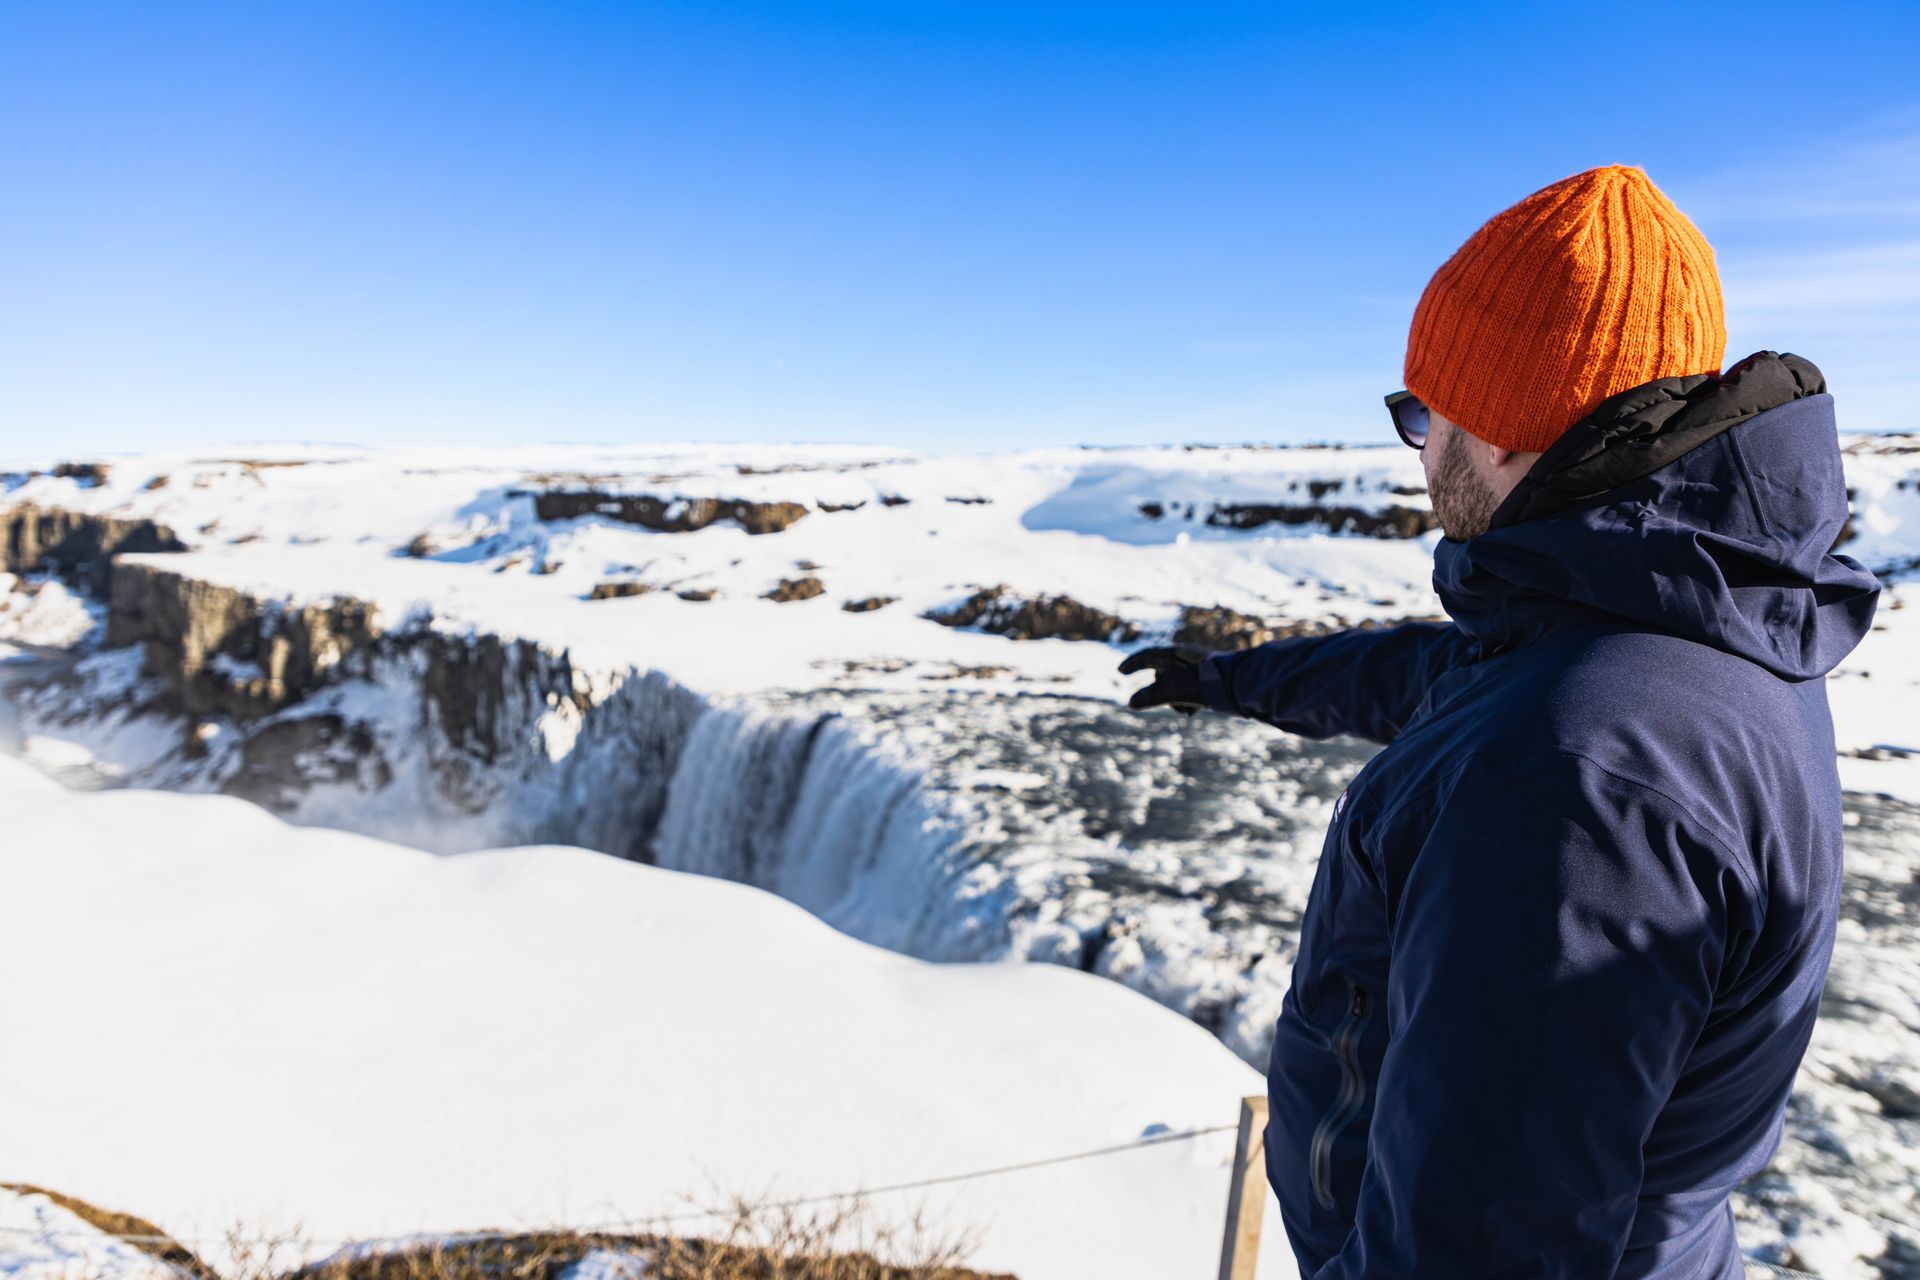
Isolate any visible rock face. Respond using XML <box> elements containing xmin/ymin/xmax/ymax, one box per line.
<box><xmin>1171</xmin><ymin>605</ymin><xmax>1330</xmax><ymax>651</ymax></box>
<box><xmin>51</xmin><ymin>462</ymin><xmax>112</xmax><ymax>487</ymax></box>
<box><xmin>1135</xmin><ymin>497</ymin><xmax>1435</xmax><ymax>539</ymax></box>
<box><xmin>1169</xmin><ymin>604</ymin><xmax>1449</xmax><ymax>654</ymax></box>
<box><xmin>1203</xmin><ymin>502</ymin><xmax>1437</xmax><ymax>539</ymax></box>
<box><xmin>762</xmin><ymin>576</ymin><xmax>826</xmax><ymax>602</ymax></box>
<box><xmin>3</xmin><ymin>505</ymin><xmax>187</xmax><ymax>593</ymax></box>
<box><xmin>105</xmin><ymin>563</ymin><xmax>382</xmax><ymax>720</ymax></box>
<box><xmin>526</xmin><ymin>490</ymin><xmax>810</xmax><ymax>535</ymax></box>
<box><xmin>224</xmin><ymin>714</ymin><xmax>391</xmax><ymax>811</ymax></box>
<box><xmin>101</xmin><ymin>563</ymin><xmax>590</xmax><ymax>773</ymax></box>
<box><xmin>588</xmin><ymin>580</ymin><xmax>653</xmax><ymax>601</ymax></box>
<box><xmin>841</xmin><ymin>595</ymin><xmax>896</xmax><ymax>612</ymax></box>
<box><xmin>925</xmin><ymin>585</ymin><xmax>1140</xmax><ymax>644</ymax></box>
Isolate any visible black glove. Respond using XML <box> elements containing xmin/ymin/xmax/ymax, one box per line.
<box><xmin>1117</xmin><ymin>645</ymin><xmax>1211</xmax><ymax>715</ymax></box>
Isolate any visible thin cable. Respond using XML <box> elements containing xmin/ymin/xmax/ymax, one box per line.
<box><xmin>0</xmin><ymin>1120</ymin><xmax>1240</xmax><ymax>1251</ymax></box>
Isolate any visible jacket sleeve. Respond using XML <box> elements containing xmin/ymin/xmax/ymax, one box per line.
<box><xmin>1312</xmin><ymin>750</ymin><xmax>1744</xmax><ymax>1279</ymax></box>
<box><xmin>1194</xmin><ymin>621</ymin><xmax>1478</xmax><ymax>743</ymax></box>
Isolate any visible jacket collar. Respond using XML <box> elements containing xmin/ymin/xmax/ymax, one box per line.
<box><xmin>1431</xmin><ymin>351</ymin><xmax>1880</xmax><ymax>679</ymax></box>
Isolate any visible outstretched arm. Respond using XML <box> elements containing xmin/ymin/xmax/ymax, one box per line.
<box><xmin>1312</xmin><ymin>750</ymin><xmax>1742</xmax><ymax>1278</ymax></box>
<box><xmin>1195</xmin><ymin>620</ymin><xmax>1477</xmax><ymax>743</ymax></box>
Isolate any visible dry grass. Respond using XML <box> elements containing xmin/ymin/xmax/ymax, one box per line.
<box><xmin>6</xmin><ymin>1185</ymin><xmax>1012</xmax><ymax>1280</ymax></box>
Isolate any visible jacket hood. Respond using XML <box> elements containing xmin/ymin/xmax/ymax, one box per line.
<box><xmin>1432</xmin><ymin>351</ymin><xmax>1881</xmax><ymax>680</ymax></box>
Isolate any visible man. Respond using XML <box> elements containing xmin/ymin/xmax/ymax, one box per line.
<box><xmin>1120</xmin><ymin>164</ymin><xmax>1880</xmax><ymax>1278</ymax></box>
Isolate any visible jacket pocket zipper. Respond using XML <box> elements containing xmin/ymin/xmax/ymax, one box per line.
<box><xmin>1308</xmin><ymin>977</ymin><xmax>1373</xmax><ymax>1211</ymax></box>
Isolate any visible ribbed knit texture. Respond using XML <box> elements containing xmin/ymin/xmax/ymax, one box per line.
<box><xmin>1403</xmin><ymin>164</ymin><xmax>1726</xmax><ymax>454</ymax></box>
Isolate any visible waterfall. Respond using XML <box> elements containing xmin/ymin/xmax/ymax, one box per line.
<box><xmin>648</xmin><ymin>700</ymin><xmax>998</xmax><ymax>960</ymax></box>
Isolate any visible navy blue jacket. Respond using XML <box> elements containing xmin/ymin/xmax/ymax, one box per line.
<box><xmin>1195</xmin><ymin>353</ymin><xmax>1880</xmax><ymax>1279</ymax></box>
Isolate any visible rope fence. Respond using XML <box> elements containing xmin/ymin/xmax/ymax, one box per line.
<box><xmin>0</xmin><ymin>1108</ymin><xmax>1842</xmax><ymax>1280</ymax></box>
<box><xmin>0</xmin><ymin>1119</ymin><xmax>1240</xmax><ymax>1251</ymax></box>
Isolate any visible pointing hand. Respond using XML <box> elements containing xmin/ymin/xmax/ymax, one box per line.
<box><xmin>1116</xmin><ymin>645</ymin><xmax>1210</xmax><ymax>715</ymax></box>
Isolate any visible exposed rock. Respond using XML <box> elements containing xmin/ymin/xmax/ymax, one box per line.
<box><xmin>675</xmin><ymin>587</ymin><xmax>717</xmax><ymax>601</ymax></box>
<box><xmin>104</xmin><ymin>560</ymin><xmax>585</xmax><ymax>762</ymax></box>
<box><xmin>762</xmin><ymin>576</ymin><xmax>826</xmax><ymax>603</ymax></box>
<box><xmin>817</xmin><ymin>499</ymin><xmax>866</xmax><ymax>512</ymax></box>
<box><xmin>402</xmin><ymin>532</ymin><xmax>438</xmax><ymax>558</ymax></box>
<box><xmin>1139</xmin><ymin>502</ymin><xmax>1165</xmax><ymax>519</ymax></box>
<box><xmin>222</xmin><ymin>714</ymin><xmax>392</xmax><ymax>812</ymax></box>
<box><xmin>1205</xmin><ymin>502</ymin><xmax>1437</xmax><ymax>539</ymax></box>
<box><xmin>921</xmin><ymin>663</ymin><xmax>1013</xmax><ymax>680</ymax></box>
<box><xmin>818</xmin><ymin>655</ymin><xmax>912</xmax><ymax>676</ymax></box>
<box><xmin>418</xmin><ymin>630</ymin><xmax>582</xmax><ymax>766</ymax></box>
<box><xmin>944</xmin><ymin>495</ymin><xmax>991</xmax><ymax>505</ymax></box>
<box><xmin>1171</xmin><ymin>605</ymin><xmax>1333</xmax><ymax>651</ymax></box>
<box><xmin>1170</xmin><ymin>604</ymin><xmax>1449</xmax><ymax>653</ymax></box>
<box><xmin>879</xmin><ymin>493</ymin><xmax>911</xmax><ymax>507</ymax></box>
<box><xmin>923</xmin><ymin>585</ymin><xmax>1140</xmax><ymax>644</ymax></box>
<box><xmin>51</xmin><ymin>462</ymin><xmax>111</xmax><ymax>487</ymax></box>
<box><xmin>588</xmin><ymin>580</ymin><xmax>653</xmax><ymax>601</ymax></box>
<box><xmin>842</xmin><ymin>595</ymin><xmax>897</xmax><ymax>612</ymax></box>
<box><xmin>525</xmin><ymin>490</ymin><xmax>810</xmax><ymax>535</ymax></box>
<box><xmin>3</xmin><ymin>504</ymin><xmax>188</xmax><ymax>593</ymax></box>
<box><xmin>142</xmin><ymin>474</ymin><xmax>171</xmax><ymax>491</ymax></box>
<box><xmin>105</xmin><ymin>563</ymin><xmax>382</xmax><ymax>720</ymax></box>
<box><xmin>1167</xmin><ymin>610</ymin><xmax>1305</xmax><ymax>652</ymax></box>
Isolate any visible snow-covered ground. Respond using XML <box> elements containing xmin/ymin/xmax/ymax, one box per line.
<box><xmin>0</xmin><ymin>752</ymin><xmax>1284</xmax><ymax>1280</ymax></box>
<box><xmin>0</xmin><ymin>442</ymin><xmax>1442</xmax><ymax>701</ymax></box>
<box><xmin>2</xmin><ymin>435</ymin><xmax>1917</xmax><ymax>1277</ymax></box>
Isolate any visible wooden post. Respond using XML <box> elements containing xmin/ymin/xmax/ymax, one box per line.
<box><xmin>1217</xmin><ymin>1095</ymin><xmax>1269</xmax><ymax>1280</ymax></box>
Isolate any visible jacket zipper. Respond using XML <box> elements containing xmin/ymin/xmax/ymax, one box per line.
<box><xmin>1307</xmin><ymin>976</ymin><xmax>1373</xmax><ymax>1211</ymax></box>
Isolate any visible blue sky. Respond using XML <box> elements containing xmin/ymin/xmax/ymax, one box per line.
<box><xmin>2</xmin><ymin>1</ymin><xmax>1916</xmax><ymax>455</ymax></box>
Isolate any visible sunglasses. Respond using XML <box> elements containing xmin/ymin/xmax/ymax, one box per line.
<box><xmin>1384</xmin><ymin>389</ymin><xmax>1429</xmax><ymax>450</ymax></box>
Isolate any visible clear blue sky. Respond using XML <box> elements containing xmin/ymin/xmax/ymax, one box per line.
<box><xmin>2</xmin><ymin>1</ymin><xmax>1916</xmax><ymax>455</ymax></box>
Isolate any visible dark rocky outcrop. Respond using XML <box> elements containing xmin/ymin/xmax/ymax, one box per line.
<box><xmin>105</xmin><ymin>563</ymin><xmax>382</xmax><ymax>720</ymax></box>
<box><xmin>1171</xmin><ymin>605</ymin><xmax>1333</xmax><ymax>651</ymax></box>
<box><xmin>1204</xmin><ymin>502</ymin><xmax>1437</xmax><ymax>539</ymax></box>
<box><xmin>842</xmin><ymin>595</ymin><xmax>897</xmax><ymax>612</ymax></box>
<box><xmin>52</xmin><ymin>462</ymin><xmax>112</xmax><ymax>487</ymax></box>
<box><xmin>102</xmin><ymin>562</ymin><xmax>589</xmax><ymax>770</ymax></box>
<box><xmin>223</xmin><ymin>714</ymin><xmax>393</xmax><ymax>811</ymax></box>
<box><xmin>4</xmin><ymin>504</ymin><xmax>187</xmax><ymax>593</ymax></box>
<box><xmin>1134</xmin><ymin>494</ymin><xmax>1435</xmax><ymax>538</ymax></box>
<box><xmin>763</xmin><ymin>576</ymin><xmax>826</xmax><ymax>603</ymax></box>
<box><xmin>675</xmin><ymin>587</ymin><xmax>717</xmax><ymax>601</ymax></box>
<box><xmin>525</xmin><ymin>490</ymin><xmax>810</xmax><ymax>535</ymax></box>
<box><xmin>924</xmin><ymin>585</ymin><xmax>1140</xmax><ymax>644</ymax></box>
<box><xmin>588</xmin><ymin>580</ymin><xmax>653</xmax><ymax>601</ymax></box>
<box><xmin>1168</xmin><ymin>604</ymin><xmax>1449</xmax><ymax>654</ymax></box>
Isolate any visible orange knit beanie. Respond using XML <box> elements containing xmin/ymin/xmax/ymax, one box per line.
<box><xmin>1403</xmin><ymin>164</ymin><xmax>1726</xmax><ymax>454</ymax></box>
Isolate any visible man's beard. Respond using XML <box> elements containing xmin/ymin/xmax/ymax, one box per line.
<box><xmin>1429</xmin><ymin>427</ymin><xmax>1503</xmax><ymax>541</ymax></box>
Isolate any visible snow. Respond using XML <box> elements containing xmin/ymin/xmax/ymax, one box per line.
<box><xmin>0</xmin><ymin>752</ymin><xmax>1290</xmax><ymax>1280</ymax></box>
<box><xmin>0</xmin><ymin>1187</ymin><xmax>181</xmax><ymax>1280</ymax></box>
<box><xmin>1</xmin><ymin>442</ymin><xmax>1441</xmax><ymax>705</ymax></box>
<box><xmin>0</xmin><ymin>575</ymin><xmax>98</xmax><ymax>650</ymax></box>
<box><xmin>3</xmin><ymin>436</ymin><xmax>1917</xmax><ymax>1277</ymax></box>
